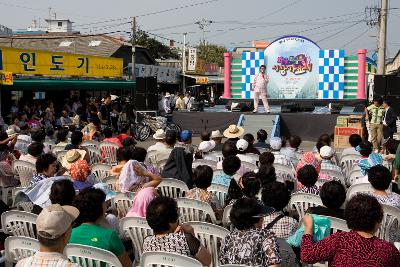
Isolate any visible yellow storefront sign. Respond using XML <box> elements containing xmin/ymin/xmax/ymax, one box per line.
<box><xmin>0</xmin><ymin>71</ymin><xmax>13</xmax><ymax>85</ymax></box>
<box><xmin>0</xmin><ymin>46</ymin><xmax>122</xmax><ymax>78</ymax></box>
<box><xmin>196</xmin><ymin>76</ymin><xmax>209</xmax><ymax>84</ymax></box>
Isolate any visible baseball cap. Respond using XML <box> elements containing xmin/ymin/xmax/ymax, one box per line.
<box><xmin>36</xmin><ymin>204</ymin><xmax>79</xmax><ymax>239</ymax></box>
<box><xmin>180</xmin><ymin>130</ymin><xmax>192</xmax><ymax>142</ymax></box>
<box><xmin>236</xmin><ymin>139</ymin><xmax>249</xmax><ymax>152</ymax></box>
<box><xmin>320</xmin><ymin>145</ymin><xmax>334</xmax><ymax>159</ymax></box>
<box><xmin>270</xmin><ymin>137</ymin><xmax>282</xmax><ymax>150</ymax></box>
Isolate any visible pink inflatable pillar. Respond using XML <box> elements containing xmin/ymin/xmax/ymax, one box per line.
<box><xmin>357</xmin><ymin>49</ymin><xmax>367</xmax><ymax>99</ymax></box>
<box><xmin>223</xmin><ymin>52</ymin><xmax>232</xmax><ymax>98</ymax></box>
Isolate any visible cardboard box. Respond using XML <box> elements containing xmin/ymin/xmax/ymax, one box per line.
<box><xmin>334</xmin><ymin>126</ymin><xmax>364</xmax><ymax>149</ymax></box>
<box><xmin>336</xmin><ymin>116</ymin><xmax>348</xmax><ymax>127</ymax></box>
<box><xmin>347</xmin><ymin>115</ymin><xmax>363</xmax><ymax>128</ymax></box>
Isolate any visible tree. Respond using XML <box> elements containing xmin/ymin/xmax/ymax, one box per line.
<box><xmin>135</xmin><ymin>31</ymin><xmax>180</xmax><ymax>60</ymax></box>
<box><xmin>196</xmin><ymin>43</ymin><xmax>226</xmax><ymax>67</ymax></box>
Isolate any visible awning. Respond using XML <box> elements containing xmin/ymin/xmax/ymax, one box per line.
<box><xmin>183</xmin><ymin>74</ymin><xmax>224</xmax><ymax>84</ymax></box>
<box><xmin>1</xmin><ymin>79</ymin><xmax>136</xmax><ymax>90</ymax></box>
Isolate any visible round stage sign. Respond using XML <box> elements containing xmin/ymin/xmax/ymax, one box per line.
<box><xmin>265</xmin><ymin>35</ymin><xmax>320</xmax><ymax>99</ymax></box>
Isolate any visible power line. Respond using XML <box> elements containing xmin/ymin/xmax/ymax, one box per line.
<box><xmin>74</xmin><ymin>0</ymin><xmax>219</xmax><ymax>27</ymax></box>
<box><xmin>342</xmin><ymin>28</ymin><xmax>369</xmax><ymax>47</ymax></box>
<box><xmin>317</xmin><ymin>21</ymin><xmax>364</xmax><ymax>43</ymax></box>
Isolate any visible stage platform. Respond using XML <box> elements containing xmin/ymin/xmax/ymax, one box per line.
<box><xmin>173</xmin><ymin>109</ymin><xmax>358</xmax><ymax>141</ymax></box>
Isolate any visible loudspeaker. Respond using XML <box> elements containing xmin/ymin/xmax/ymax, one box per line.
<box><xmin>134</xmin><ymin>93</ymin><xmax>147</xmax><ymax>110</ymax></box>
<box><xmin>134</xmin><ymin>77</ymin><xmax>159</xmax><ymax>110</ymax></box>
<box><xmin>281</xmin><ymin>103</ymin><xmax>299</xmax><ymax>113</ymax></box>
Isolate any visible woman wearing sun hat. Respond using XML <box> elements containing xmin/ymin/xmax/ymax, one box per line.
<box><xmin>223</xmin><ymin>125</ymin><xmax>245</xmax><ymax>145</ymax></box>
<box><xmin>61</xmin><ymin>149</ymin><xmax>87</xmax><ymax>173</ymax></box>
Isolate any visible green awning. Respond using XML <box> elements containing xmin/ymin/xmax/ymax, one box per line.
<box><xmin>1</xmin><ymin>79</ymin><xmax>136</xmax><ymax>90</ymax></box>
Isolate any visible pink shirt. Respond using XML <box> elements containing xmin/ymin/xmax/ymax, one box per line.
<box><xmin>253</xmin><ymin>73</ymin><xmax>268</xmax><ymax>93</ymax></box>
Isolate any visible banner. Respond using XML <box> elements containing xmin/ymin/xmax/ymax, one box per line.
<box><xmin>0</xmin><ymin>71</ymin><xmax>13</xmax><ymax>85</ymax></box>
<box><xmin>135</xmin><ymin>64</ymin><xmax>181</xmax><ymax>84</ymax></box>
<box><xmin>187</xmin><ymin>48</ymin><xmax>197</xmax><ymax>71</ymax></box>
<box><xmin>265</xmin><ymin>36</ymin><xmax>320</xmax><ymax>99</ymax></box>
<box><xmin>0</xmin><ymin>46</ymin><xmax>123</xmax><ymax>78</ymax></box>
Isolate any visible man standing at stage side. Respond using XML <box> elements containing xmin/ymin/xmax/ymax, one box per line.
<box><xmin>252</xmin><ymin>65</ymin><xmax>270</xmax><ymax>113</ymax></box>
<box><xmin>365</xmin><ymin>98</ymin><xmax>384</xmax><ymax>151</ymax></box>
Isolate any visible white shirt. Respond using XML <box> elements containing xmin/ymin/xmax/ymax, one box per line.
<box><xmin>341</xmin><ymin>147</ymin><xmax>360</xmax><ymax>157</ymax></box>
<box><xmin>163</xmin><ymin>97</ymin><xmax>172</xmax><ymax>113</ymax></box>
<box><xmin>147</xmin><ymin>142</ymin><xmax>168</xmax><ymax>152</ymax></box>
<box><xmin>16</xmin><ymin>251</ymin><xmax>79</xmax><ymax>267</ymax></box>
<box><xmin>252</xmin><ymin>73</ymin><xmax>268</xmax><ymax>93</ymax></box>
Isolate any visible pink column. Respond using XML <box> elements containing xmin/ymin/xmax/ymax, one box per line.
<box><xmin>223</xmin><ymin>52</ymin><xmax>232</xmax><ymax>98</ymax></box>
<box><xmin>357</xmin><ymin>49</ymin><xmax>367</xmax><ymax>99</ymax></box>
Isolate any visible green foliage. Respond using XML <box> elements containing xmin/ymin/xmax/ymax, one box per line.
<box><xmin>196</xmin><ymin>43</ymin><xmax>226</xmax><ymax>67</ymax></box>
<box><xmin>136</xmin><ymin>31</ymin><xmax>180</xmax><ymax>60</ymax></box>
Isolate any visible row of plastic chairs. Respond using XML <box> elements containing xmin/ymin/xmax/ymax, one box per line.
<box><xmin>3</xmin><ymin>235</ymin><xmax>248</xmax><ymax>267</ymax></box>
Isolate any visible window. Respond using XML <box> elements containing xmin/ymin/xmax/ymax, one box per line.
<box><xmin>58</xmin><ymin>22</ymin><xmax>63</xmax><ymax>27</ymax></box>
<box><xmin>88</xmin><ymin>40</ymin><xmax>102</xmax><ymax>47</ymax></box>
<box><xmin>59</xmin><ymin>41</ymin><xmax>73</xmax><ymax>47</ymax></box>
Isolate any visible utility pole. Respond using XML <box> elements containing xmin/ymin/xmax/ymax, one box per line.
<box><xmin>131</xmin><ymin>16</ymin><xmax>136</xmax><ymax>81</ymax></box>
<box><xmin>377</xmin><ymin>0</ymin><xmax>388</xmax><ymax>75</ymax></box>
<box><xmin>182</xmin><ymin>33</ymin><xmax>187</xmax><ymax>93</ymax></box>
<box><xmin>195</xmin><ymin>19</ymin><xmax>213</xmax><ymax>46</ymax></box>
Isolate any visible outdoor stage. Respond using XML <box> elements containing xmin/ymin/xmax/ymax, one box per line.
<box><xmin>173</xmin><ymin>105</ymin><xmax>364</xmax><ymax>141</ymax></box>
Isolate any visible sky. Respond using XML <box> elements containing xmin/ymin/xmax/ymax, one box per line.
<box><xmin>0</xmin><ymin>0</ymin><xmax>399</xmax><ymax>59</ymax></box>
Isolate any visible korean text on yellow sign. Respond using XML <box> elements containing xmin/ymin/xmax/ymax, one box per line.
<box><xmin>0</xmin><ymin>47</ymin><xmax>123</xmax><ymax>78</ymax></box>
<box><xmin>0</xmin><ymin>71</ymin><xmax>13</xmax><ymax>85</ymax></box>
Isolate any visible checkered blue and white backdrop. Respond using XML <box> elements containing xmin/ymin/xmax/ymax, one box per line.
<box><xmin>318</xmin><ymin>49</ymin><xmax>345</xmax><ymax>99</ymax></box>
<box><xmin>241</xmin><ymin>52</ymin><xmax>265</xmax><ymax>99</ymax></box>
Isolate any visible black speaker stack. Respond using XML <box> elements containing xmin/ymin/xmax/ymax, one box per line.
<box><xmin>135</xmin><ymin>77</ymin><xmax>158</xmax><ymax>111</ymax></box>
<box><xmin>374</xmin><ymin>75</ymin><xmax>400</xmax><ymax>114</ymax></box>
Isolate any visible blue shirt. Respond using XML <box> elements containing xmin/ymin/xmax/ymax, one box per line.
<box><xmin>212</xmin><ymin>172</ymin><xmax>232</xmax><ymax>187</ymax></box>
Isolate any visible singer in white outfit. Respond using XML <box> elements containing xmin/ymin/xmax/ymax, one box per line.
<box><xmin>252</xmin><ymin>65</ymin><xmax>270</xmax><ymax>113</ymax></box>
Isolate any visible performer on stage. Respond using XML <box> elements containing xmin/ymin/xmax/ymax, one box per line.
<box><xmin>252</xmin><ymin>65</ymin><xmax>270</xmax><ymax>113</ymax></box>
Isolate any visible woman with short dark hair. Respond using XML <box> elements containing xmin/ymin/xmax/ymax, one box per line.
<box><xmin>143</xmin><ymin>196</ymin><xmax>211</xmax><ymax>266</ymax></box>
<box><xmin>220</xmin><ymin>197</ymin><xmax>281</xmax><ymax>266</ymax></box>
<box><xmin>70</xmin><ymin>188</ymin><xmax>132</xmax><ymax>267</ymax></box>
<box><xmin>296</xmin><ymin>165</ymin><xmax>320</xmax><ymax>195</ymax></box>
<box><xmin>301</xmin><ymin>194</ymin><xmax>400</xmax><ymax>266</ymax></box>
<box><xmin>368</xmin><ymin>165</ymin><xmax>400</xmax><ymax>209</ymax></box>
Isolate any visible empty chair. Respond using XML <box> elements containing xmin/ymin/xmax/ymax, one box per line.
<box><xmin>176</xmin><ymin>198</ymin><xmax>218</xmax><ymax>224</ymax></box>
<box><xmin>208</xmin><ymin>183</ymin><xmax>229</xmax><ymax>208</ymax></box>
<box><xmin>99</xmin><ymin>141</ymin><xmax>119</xmax><ymax>165</ymax></box>
<box><xmin>3</xmin><ymin>236</ymin><xmax>40</xmax><ymax>266</ymax></box>
<box><xmin>86</xmin><ymin>146</ymin><xmax>102</xmax><ymax>165</ymax></box>
<box><xmin>222</xmin><ymin>204</ymin><xmax>233</xmax><ymax>230</ymax></box>
<box><xmin>274</xmin><ymin>163</ymin><xmax>295</xmax><ymax>183</ymax></box>
<box><xmin>289</xmin><ymin>193</ymin><xmax>323</xmax><ymax>220</ymax></box>
<box><xmin>65</xmin><ymin>244</ymin><xmax>123</xmax><ymax>267</ymax></box>
<box><xmin>120</xmin><ymin>216</ymin><xmax>153</xmax><ymax>265</ymax></box>
<box><xmin>187</xmin><ymin>221</ymin><xmax>230</xmax><ymax>267</ymax></box>
<box><xmin>91</xmin><ymin>163</ymin><xmax>111</xmax><ymax>183</ymax></box>
<box><xmin>12</xmin><ymin>160</ymin><xmax>35</xmax><ymax>187</ymax></box>
<box><xmin>113</xmin><ymin>195</ymin><xmax>133</xmax><ymax>218</ymax></box>
<box><xmin>140</xmin><ymin>252</ymin><xmax>203</xmax><ymax>267</ymax></box>
<box><xmin>376</xmin><ymin>204</ymin><xmax>400</xmax><ymax>241</ymax></box>
<box><xmin>1</xmin><ymin>210</ymin><xmax>38</xmax><ymax>238</ymax></box>
<box><xmin>81</xmin><ymin>140</ymin><xmax>100</xmax><ymax>148</ymax></box>
<box><xmin>157</xmin><ymin>178</ymin><xmax>189</xmax><ymax>198</ymax></box>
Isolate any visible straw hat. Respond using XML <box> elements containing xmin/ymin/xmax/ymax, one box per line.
<box><xmin>62</xmin><ymin>149</ymin><xmax>86</xmax><ymax>169</ymax></box>
<box><xmin>153</xmin><ymin>129</ymin><xmax>166</xmax><ymax>140</ymax></box>
<box><xmin>211</xmin><ymin>130</ymin><xmax>224</xmax><ymax>139</ymax></box>
<box><xmin>223</xmin><ymin>125</ymin><xmax>244</xmax><ymax>138</ymax></box>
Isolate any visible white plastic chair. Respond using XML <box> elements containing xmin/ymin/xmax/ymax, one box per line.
<box><xmin>220</xmin><ymin>265</ymin><xmax>249</xmax><ymax>267</ymax></box>
<box><xmin>222</xmin><ymin>204</ymin><xmax>233</xmax><ymax>230</ymax></box>
<box><xmin>238</xmin><ymin>154</ymin><xmax>259</xmax><ymax>165</ymax></box>
<box><xmin>321</xmin><ymin>216</ymin><xmax>350</xmax><ymax>233</ymax></box>
<box><xmin>376</xmin><ymin>204</ymin><xmax>400</xmax><ymax>241</ymax></box>
<box><xmin>157</xmin><ymin>158</ymin><xmax>168</xmax><ymax>172</ymax></box>
<box><xmin>157</xmin><ymin>178</ymin><xmax>189</xmax><ymax>198</ymax></box>
<box><xmin>81</xmin><ymin>140</ymin><xmax>100</xmax><ymax>148</ymax></box>
<box><xmin>140</xmin><ymin>252</ymin><xmax>203</xmax><ymax>267</ymax></box>
<box><xmin>112</xmin><ymin>194</ymin><xmax>133</xmax><ymax>218</ymax></box>
<box><xmin>99</xmin><ymin>141</ymin><xmax>119</xmax><ymax>165</ymax></box>
<box><xmin>320</xmin><ymin>169</ymin><xmax>346</xmax><ymax>185</ymax></box>
<box><xmin>240</xmin><ymin>161</ymin><xmax>258</xmax><ymax>172</ymax></box>
<box><xmin>348</xmin><ymin>169</ymin><xmax>364</xmax><ymax>186</ymax></box>
<box><xmin>1</xmin><ymin>210</ymin><xmax>38</xmax><ymax>238</ymax></box>
<box><xmin>56</xmin><ymin>150</ymin><xmax>68</xmax><ymax>163</ymax></box>
<box><xmin>4</xmin><ymin>236</ymin><xmax>40</xmax><ymax>266</ymax></box>
<box><xmin>177</xmin><ymin>198</ymin><xmax>218</xmax><ymax>224</ymax></box>
<box><xmin>120</xmin><ymin>216</ymin><xmax>153</xmax><ymax>265</ymax></box>
<box><xmin>209</xmin><ymin>152</ymin><xmax>223</xmax><ymax>162</ymax></box>
<box><xmin>12</xmin><ymin>160</ymin><xmax>35</xmax><ymax>187</ymax></box>
<box><xmin>192</xmin><ymin>159</ymin><xmax>217</xmax><ymax>170</ymax></box>
<box><xmin>65</xmin><ymin>244</ymin><xmax>123</xmax><ymax>267</ymax></box>
<box><xmin>11</xmin><ymin>187</ymin><xmax>26</xmax><ymax>207</ymax></box>
<box><xmin>91</xmin><ymin>163</ymin><xmax>111</xmax><ymax>183</ymax></box>
<box><xmin>104</xmin><ymin>176</ymin><xmax>119</xmax><ymax>192</ymax></box>
<box><xmin>340</xmin><ymin>154</ymin><xmax>360</xmax><ymax>178</ymax></box>
<box><xmin>187</xmin><ymin>221</ymin><xmax>230</xmax><ymax>267</ymax></box>
<box><xmin>208</xmin><ymin>183</ymin><xmax>228</xmax><ymax>208</ymax></box>
<box><xmin>52</xmin><ymin>145</ymin><xmax>66</xmax><ymax>154</ymax></box>
<box><xmin>346</xmin><ymin>183</ymin><xmax>377</xmax><ymax>200</ymax></box>
<box><xmin>289</xmin><ymin>193</ymin><xmax>323</xmax><ymax>220</ymax></box>
<box><xmin>86</xmin><ymin>146</ymin><xmax>102</xmax><ymax>165</ymax></box>
<box><xmin>274</xmin><ymin>163</ymin><xmax>295</xmax><ymax>183</ymax></box>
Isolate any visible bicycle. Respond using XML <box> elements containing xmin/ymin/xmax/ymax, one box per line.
<box><xmin>135</xmin><ymin>112</ymin><xmax>181</xmax><ymax>141</ymax></box>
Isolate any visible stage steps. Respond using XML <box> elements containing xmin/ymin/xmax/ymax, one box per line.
<box><xmin>239</xmin><ymin>115</ymin><xmax>277</xmax><ymax>140</ymax></box>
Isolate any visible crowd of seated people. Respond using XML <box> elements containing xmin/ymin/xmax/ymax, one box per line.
<box><xmin>0</xmin><ymin>118</ymin><xmax>399</xmax><ymax>267</ymax></box>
